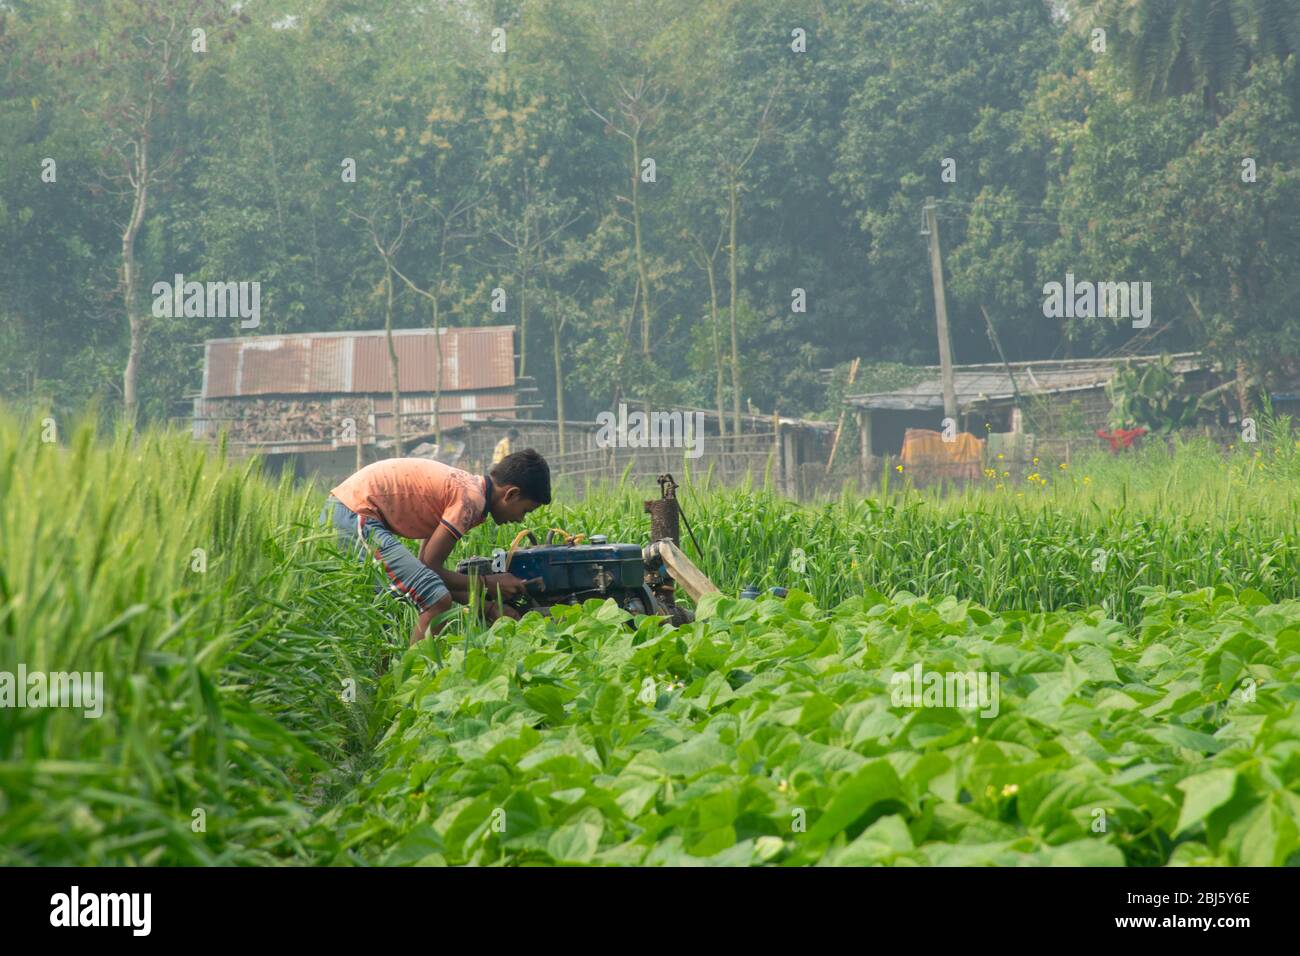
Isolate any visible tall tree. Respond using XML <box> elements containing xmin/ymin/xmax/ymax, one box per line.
<box><xmin>660</xmin><ymin>0</ymin><xmax>800</xmax><ymax>433</ymax></box>
<box><xmin>0</xmin><ymin>7</ymin><xmax>112</xmax><ymax>411</ymax></box>
<box><xmin>1039</xmin><ymin>55</ymin><xmax>1300</xmax><ymax>403</ymax></box>
<box><xmin>41</xmin><ymin>0</ymin><xmax>237</xmax><ymax>421</ymax></box>
<box><xmin>478</xmin><ymin>69</ymin><xmax>581</xmax><ymax>382</ymax></box>
<box><xmin>581</xmin><ymin>79</ymin><xmax>666</xmax><ymax>360</ymax></box>
<box><xmin>345</xmin><ymin>2</ymin><xmax>494</xmax><ymax>451</ymax></box>
<box><xmin>1089</xmin><ymin>0</ymin><xmax>1299</xmax><ymax>119</ymax></box>
<box><xmin>683</xmin><ymin>220</ymin><xmax>730</xmax><ymax>441</ymax></box>
<box><xmin>833</xmin><ymin>0</ymin><xmax>1060</xmax><ymax>369</ymax></box>
<box><xmin>1086</xmin><ymin>0</ymin><xmax>1300</xmax><ymax>403</ymax></box>
<box><xmin>390</xmin><ymin>193</ymin><xmax>484</xmax><ymax>448</ymax></box>
<box><xmin>348</xmin><ymin>197</ymin><xmax>419</xmax><ymax>456</ymax></box>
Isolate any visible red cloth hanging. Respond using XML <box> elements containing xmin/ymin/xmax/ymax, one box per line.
<box><xmin>1095</xmin><ymin>427</ymin><xmax>1147</xmax><ymax>452</ymax></box>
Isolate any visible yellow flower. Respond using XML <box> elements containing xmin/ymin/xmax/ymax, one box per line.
<box><xmin>896</xmin><ymin>464</ymin><xmax>904</xmax><ymax>472</ymax></box>
<box><xmin>1001</xmin><ymin>783</ymin><xmax>1019</xmax><ymax>797</ymax></box>
<box><xmin>996</xmin><ymin>453</ymin><xmax>1004</xmax><ymax>460</ymax></box>
<box><xmin>1083</xmin><ymin>476</ymin><xmax>1091</xmax><ymax>484</ymax></box>
<box><xmin>1033</xmin><ymin>457</ymin><xmax>1039</xmax><ymax>465</ymax></box>
<box><xmin>1059</xmin><ymin>462</ymin><xmax>1067</xmax><ymax>470</ymax></box>
<box><xmin>1001</xmin><ymin>471</ymin><xmax>1010</xmax><ymax>478</ymax></box>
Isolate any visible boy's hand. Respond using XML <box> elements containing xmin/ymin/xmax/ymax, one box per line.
<box><xmin>484</xmin><ymin>572</ymin><xmax>532</xmax><ymax>598</ymax></box>
<box><xmin>484</xmin><ymin>601</ymin><xmax>522</xmax><ymax>623</ymax></box>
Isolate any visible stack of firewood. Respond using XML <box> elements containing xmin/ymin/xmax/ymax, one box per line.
<box><xmin>202</xmin><ymin>398</ymin><xmax>372</xmax><ymax>444</ymax></box>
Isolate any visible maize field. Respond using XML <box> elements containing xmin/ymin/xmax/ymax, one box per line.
<box><xmin>2</xmin><ymin>410</ymin><xmax>1299</xmax><ymax>866</ymax></box>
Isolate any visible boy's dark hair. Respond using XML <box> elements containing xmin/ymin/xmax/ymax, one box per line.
<box><xmin>491</xmin><ymin>448</ymin><xmax>551</xmax><ymax>504</ymax></box>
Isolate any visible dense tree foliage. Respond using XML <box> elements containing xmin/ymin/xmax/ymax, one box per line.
<box><xmin>2</xmin><ymin>0</ymin><xmax>1297</xmax><ymax>423</ymax></box>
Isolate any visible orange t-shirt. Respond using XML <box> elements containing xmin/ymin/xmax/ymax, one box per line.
<box><xmin>330</xmin><ymin>458</ymin><xmax>489</xmax><ymax>541</ymax></box>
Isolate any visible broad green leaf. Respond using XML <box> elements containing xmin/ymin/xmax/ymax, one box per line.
<box><xmin>546</xmin><ymin>808</ymin><xmax>604</xmax><ymax>864</ymax></box>
<box><xmin>807</xmin><ymin>760</ymin><xmax>902</xmax><ymax>843</ymax></box>
<box><xmin>1175</xmin><ymin>769</ymin><xmax>1239</xmax><ymax>835</ymax></box>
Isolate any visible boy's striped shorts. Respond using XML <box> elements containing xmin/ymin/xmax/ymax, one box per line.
<box><xmin>321</xmin><ymin>496</ymin><xmax>451</xmax><ymax>612</ymax></box>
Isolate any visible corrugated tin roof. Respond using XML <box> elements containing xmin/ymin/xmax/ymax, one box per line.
<box><xmin>201</xmin><ymin>326</ymin><xmax>515</xmax><ymax>398</ymax></box>
<box><xmin>846</xmin><ymin>353</ymin><xmax>1204</xmax><ymax>412</ymax></box>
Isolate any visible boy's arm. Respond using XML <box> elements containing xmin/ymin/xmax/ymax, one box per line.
<box><xmin>418</xmin><ymin>526</ymin><xmax>528</xmax><ymax>598</ymax></box>
<box><xmin>417</xmin><ymin>533</ymin><xmax>441</xmax><ymax>571</ymax></box>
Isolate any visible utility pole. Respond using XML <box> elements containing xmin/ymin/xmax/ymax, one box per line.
<box><xmin>923</xmin><ymin>197</ymin><xmax>957</xmax><ymax>423</ymax></box>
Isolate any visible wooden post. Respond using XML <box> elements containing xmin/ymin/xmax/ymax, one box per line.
<box><xmin>367</xmin><ymin>400</ymin><xmax>377</xmax><ymax>463</ymax></box>
<box><xmin>772</xmin><ymin>411</ymin><xmax>782</xmax><ymax>494</ymax></box>
<box><xmin>858</xmin><ymin>410</ymin><xmax>872</xmax><ymax>478</ymax></box>
<box><xmin>783</xmin><ymin>428</ymin><xmax>797</xmax><ymax>499</ymax></box>
<box><xmin>924</xmin><ymin>198</ymin><xmax>957</xmax><ymax>422</ymax></box>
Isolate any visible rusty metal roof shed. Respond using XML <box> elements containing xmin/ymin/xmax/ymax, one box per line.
<box><xmin>201</xmin><ymin>326</ymin><xmax>515</xmax><ymax>399</ymax></box>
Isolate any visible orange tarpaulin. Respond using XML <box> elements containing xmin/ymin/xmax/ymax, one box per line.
<box><xmin>900</xmin><ymin>428</ymin><xmax>985</xmax><ymax>481</ymax></box>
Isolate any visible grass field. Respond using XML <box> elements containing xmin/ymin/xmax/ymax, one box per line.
<box><xmin>2</xmin><ymin>410</ymin><xmax>1298</xmax><ymax>865</ymax></box>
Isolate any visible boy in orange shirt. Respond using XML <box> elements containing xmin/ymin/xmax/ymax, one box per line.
<box><xmin>322</xmin><ymin>449</ymin><xmax>550</xmax><ymax>645</ymax></box>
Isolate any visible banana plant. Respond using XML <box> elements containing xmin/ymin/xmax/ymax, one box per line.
<box><xmin>1106</xmin><ymin>355</ymin><xmax>1207</xmax><ymax>433</ymax></box>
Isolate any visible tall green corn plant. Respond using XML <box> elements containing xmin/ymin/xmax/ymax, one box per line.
<box><xmin>0</xmin><ymin>410</ymin><xmax>392</xmax><ymax>863</ymax></box>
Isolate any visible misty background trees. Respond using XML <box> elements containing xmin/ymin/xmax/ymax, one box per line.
<box><xmin>2</xmin><ymin>0</ymin><xmax>1297</xmax><ymax>424</ymax></box>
